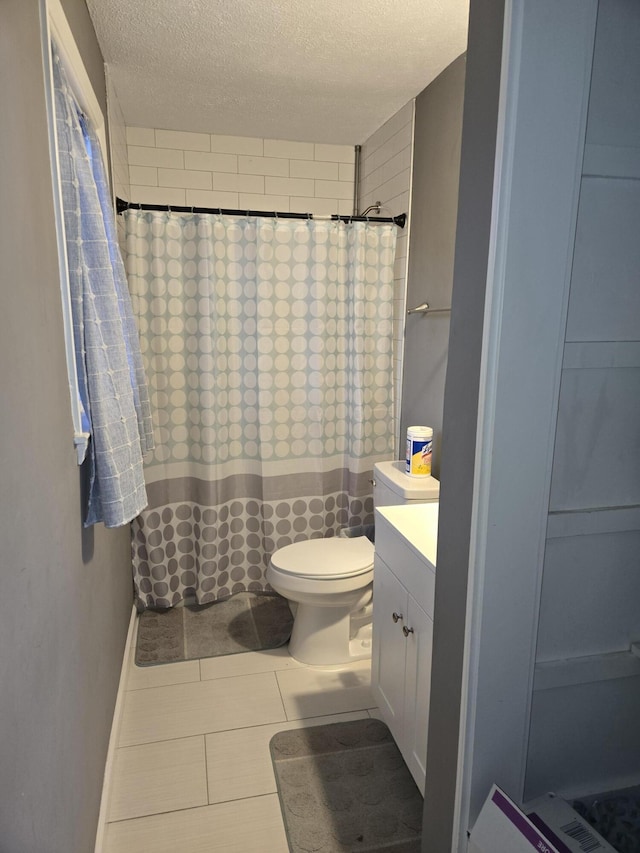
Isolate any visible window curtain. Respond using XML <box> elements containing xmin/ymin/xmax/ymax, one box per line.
<box><xmin>52</xmin><ymin>43</ymin><xmax>153</xmax><ymax>527</ymax></box>
<box><xmin>125</xmin><ymin>210</ymin><xmax>397</xmax><ymax>608</ymax></box>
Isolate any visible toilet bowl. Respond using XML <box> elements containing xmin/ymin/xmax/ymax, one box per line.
<box><xmin>266</xmin><ymin>536</ymin><xmax>374</xmax><ymax>666</ymax></box>
<box><xmin>268</xmin><ymin>461</ymin><xmax>440</xmax><ymax>667</ymax></box>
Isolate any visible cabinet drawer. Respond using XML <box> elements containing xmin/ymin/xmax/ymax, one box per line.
<box><xmin>375</xmin><ymin>514</ymin><xmax>436</xmax><ymax>617</ymax></box>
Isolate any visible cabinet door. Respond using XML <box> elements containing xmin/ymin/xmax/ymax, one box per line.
<box><xmin>372</xmin><ymin>555</ymin><xmax>408</xmax><ymax>738</ymax></box>
<box><xmin>402</xmin><ymin>597</ymin><xmax>433</xmax><ymax>793</ymax></box>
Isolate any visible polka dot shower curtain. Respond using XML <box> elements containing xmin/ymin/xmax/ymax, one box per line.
<box><xmin>125</xmin><ymin>210</ymin><xmax>397</xmax><ymax>609</ymax></box>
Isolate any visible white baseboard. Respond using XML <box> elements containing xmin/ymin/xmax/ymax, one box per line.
<box><xmin>94</xmin><ymin>604</ymin><xmax>138</xmax><ymax>853</ymax></box>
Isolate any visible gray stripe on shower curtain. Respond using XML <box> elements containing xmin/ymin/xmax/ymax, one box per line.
<box><xmin>144</xmin><ymin>469</ymin><xmax>376</xmax><ymax>507</ymax></box>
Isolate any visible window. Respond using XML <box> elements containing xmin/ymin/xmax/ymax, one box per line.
<box><xmin>40</xmin><ymin>0</ymin><xmax>109</xmax><ymax>463</ymax></box>
<box><xmin>40</xmin><ymin>0</ymin><xmax>153</xmax><ymax>527</ymax></box>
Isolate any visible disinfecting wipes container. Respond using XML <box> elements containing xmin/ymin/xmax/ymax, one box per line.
<box><xmin>406</xmin><ymin>426</ymin><xmax>433</xmax><ymax>477</ymax></box>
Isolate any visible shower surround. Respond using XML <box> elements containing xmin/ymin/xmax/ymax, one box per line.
<box><xmin>126</xmin><ymin>210</ymin><xmax>397</xmax><ymax>608</ymax></box>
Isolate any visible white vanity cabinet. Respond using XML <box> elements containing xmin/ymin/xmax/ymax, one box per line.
<box><xmin>372</xmin><ymin>503</ymin><xmax>439</xmax><ymax>793</ymax></box>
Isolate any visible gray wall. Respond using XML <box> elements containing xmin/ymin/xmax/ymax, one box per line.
<box><xmin>0</xmin><ymin>2</ymin><xmax>132</xmax><ymax>851</ymax></box>
<box><xmin>421</xmin><ymin>0</ymin><xmax>504</xmax><ymax>850</ymax></box>
<box><xmin>400</xmin><ymin>56</ymin><xmax>466</xmax><ymax>478</ymax></box>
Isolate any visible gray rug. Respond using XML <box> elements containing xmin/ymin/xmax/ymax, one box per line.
<box><xmin>270</xmin><ymin>718</ymin><xmax>423</xmax><ymax>853</ymax></box>
<box><xmin>135</xmin><ymin>592</ymin><xmax>293</xmax><ymax>666</ymax></box>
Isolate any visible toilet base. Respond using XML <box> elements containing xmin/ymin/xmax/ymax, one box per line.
<box><xmin>288</xmin><ymin>602</ymin><xmax>372</xmax><ymax>666</ymax></box>
<box><xmin>348</xmin><ymin>623</ymin><xmax>372</xmax><ymax>660</ymax></box>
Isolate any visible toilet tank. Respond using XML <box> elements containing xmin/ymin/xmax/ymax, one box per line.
<box><xmin>373</xmin><ymin>460</ymin><xmax>440</xmax><ymax>507</ymax></box>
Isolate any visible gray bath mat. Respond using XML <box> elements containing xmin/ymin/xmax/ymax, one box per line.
<box><xmin>135</xmin><ymin>592</ymin><xmax>293</xmax><ymax>666</ymax></box>
<box><xmin>270</xmin><ymin>718</ymin><xmax>423</xmax><ymax>853</ymax></box>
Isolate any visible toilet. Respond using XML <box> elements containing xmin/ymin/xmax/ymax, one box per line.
<box><xmin>267</xmin><ymin>460</ymin><xmax>440</xmax><ymax>666</ymax></box>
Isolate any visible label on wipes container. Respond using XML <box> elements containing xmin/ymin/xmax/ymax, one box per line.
<box><xmin>406</xmin><ymin>427</ymin><xmax>432</xmax><ymax>477</ymax></box>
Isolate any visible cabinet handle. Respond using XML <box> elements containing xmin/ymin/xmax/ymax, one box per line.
<box><xmin>402</xmin><ymin>626</ymin><xmax>414</xmax><ymax>637</ymax></box>
<box><xmin>392</xmin><ymin>612</ymin><xmax>403</xmax><ymax>623</ymax></box>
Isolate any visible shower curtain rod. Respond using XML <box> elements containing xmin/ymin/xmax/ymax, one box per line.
<box><xmin>115</xmin><ymin>197</ymin><xmax>406</xmax><ymax>229</ymax></box>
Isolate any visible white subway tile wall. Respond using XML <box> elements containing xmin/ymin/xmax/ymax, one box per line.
<box><xmin>157</xmin><ymin>168</ymin><xmax>212</xmax><ymax>190</ymax></box>
<box><xmin>125</xmin><ymin>128</ymin><xmax>355</xmax><ymax>214</ymax></box>
<box><xmin>128</xmin><ymin>146</ymin><xmax>184</xmax><ymax>169</ymax></box>
<box><xmin>129</xmin><ymin>165</ymin><xmax>157</xmax><ymax>187</ymax></box>
<box><xmin>358</xmin><ymin>100</ymin><xmax>415</xmax><ymax>451</ymax></box>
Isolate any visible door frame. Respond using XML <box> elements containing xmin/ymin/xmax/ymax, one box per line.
<box><xmin>451</xmin><ymin>0</ymin><xmax>599</xmax><ymax>847</ymax></box>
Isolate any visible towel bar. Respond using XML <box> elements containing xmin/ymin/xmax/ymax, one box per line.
<box><xmin>407</xmin><ymin>302</ymin><xmax>452</xmax><ymax>315</ymax></box>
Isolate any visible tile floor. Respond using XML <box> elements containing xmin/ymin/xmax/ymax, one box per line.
<box><xmin>103</xmin><ymin>624</ymin><xmax>378</xmax><ymax>852</ymax></box>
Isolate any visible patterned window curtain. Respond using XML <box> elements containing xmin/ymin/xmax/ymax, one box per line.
<box><xmin>125</xmin><ymin>211</ymin><xmax>397</xmax><ymax>608</ymax></box>
<box><xmin>52</xmin><ymin>43</ymin><xmax>153</xmax><ymax>527</ymax></box>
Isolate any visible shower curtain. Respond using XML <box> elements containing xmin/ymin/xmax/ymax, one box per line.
<box><xmin>125</xmin><ymin>210</ymin><xmax>397</xmax><ymax>609</ymax></box>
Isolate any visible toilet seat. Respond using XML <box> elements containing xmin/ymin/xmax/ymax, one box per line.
<box><xmin>267</xmin><ymin>536</ymin><xmax>375</xmax><ymax>665</ymax></box>
<box><xmin>269</xmin><ymin>536</ymin><xmax>374</xmax><ymax>580</ymax></box>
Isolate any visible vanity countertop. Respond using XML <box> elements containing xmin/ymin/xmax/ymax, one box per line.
<box><xmin>375</xmin><ymin>502</ymin><xmax>439</xmax><ymax>569</ymax></box>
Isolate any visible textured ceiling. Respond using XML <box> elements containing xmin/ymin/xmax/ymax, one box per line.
<box><xmin>86</xmin><ymin>0</ymin><xmax>469</xmax><ymax>144</ymax></box>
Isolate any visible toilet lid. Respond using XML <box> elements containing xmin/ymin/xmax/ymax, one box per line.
<box><xmin>270</xmin><ymin>536</ymin><xmax>374</xmax><ymax>579</ymax></box>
